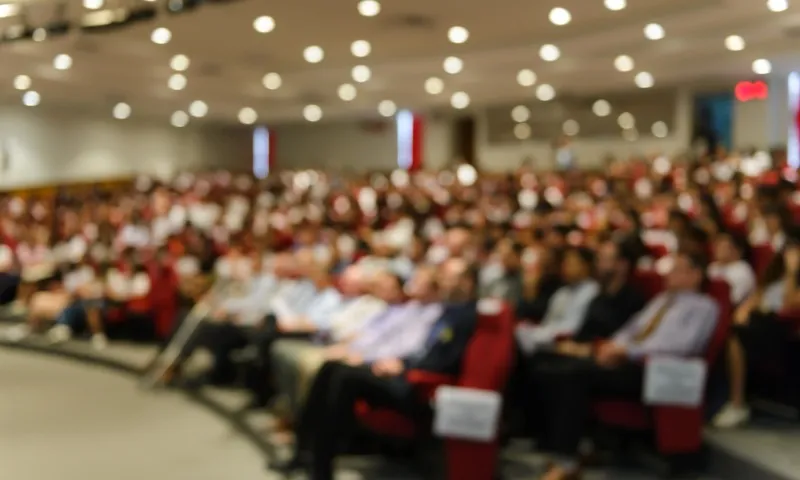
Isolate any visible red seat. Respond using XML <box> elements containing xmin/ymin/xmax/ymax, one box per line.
<box><xmin>148</xmin><ymin>265</ymin><xmax>179</xmax><ymax>340</ymax></box>
<box><xmin>750</xmin><ymin>244</ymin><xmax>774</xmax><ymax>278</ymax></box>
<box><xmin>646</xmin><ymin>244</ymin><xmax>670</xmax><ymax>259</ymax></box>
<box><xmin>355</xmin><ymin>300</ymin><xmax>516</xmax><ymax>480</ymax></box>
<box><xmin>631</xmin><ymin>270</ymin><xmax>665</xmax><ymax>301</ymax></box>
<box><xmin>592</xmin><ymin>279</ymin><xmax>732</xmax><ymax>455</ymax></box>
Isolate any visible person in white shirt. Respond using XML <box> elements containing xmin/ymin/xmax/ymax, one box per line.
<box><xmin>46</xmin><ymin>261</ymin><xmax>109</xmax><ymax>349</ymax></box>
<box><xmin>708</xmin><ymin>232</ymin><xmax>756</xmax><ymax>305</ymax></box>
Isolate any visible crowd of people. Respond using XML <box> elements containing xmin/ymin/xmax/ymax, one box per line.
<box><xmin>1</xmin><ymin>151</ymin><xmax>799</xmax><ymax>480</ymax></box>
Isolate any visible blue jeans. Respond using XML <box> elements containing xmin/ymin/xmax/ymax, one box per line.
<box><xmin>55</xmin><ymin>299</ymin><xmax>103</xmax><ymax>332</ymax></box>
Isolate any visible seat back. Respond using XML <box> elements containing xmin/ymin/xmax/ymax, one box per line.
<box><xmin>632</xmin><ymin>269</ymin><xmax>665</xmax><ymax>301</ymax></box>
<box><xmin>457</xmin><ymin>299</ymin><xmax>516</xmax><ymax>390</ymax></box>
<box><xmin>750</xmin><ymin>244</ymin><xmax>774</xmax><ymax>278</ymax></box>
<box><xmin>704</xmin><ymin>279</ymin><xmax>733</xmax><ymax>364</ymax></box>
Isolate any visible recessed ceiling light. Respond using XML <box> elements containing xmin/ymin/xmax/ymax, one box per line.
<box><xmin>536</xmin><ymin>83</ymin><xmax>556</xmax><ymax>101</ymax></box>
<box><xmin>511</xmin><ymin>105</ymin><xmax>530</xmax><ymax>123</ymax></box>
<box><xmin>378</xmin><ymin>100</ymin><xmax>396</xmax><ymax>117</ymax></box>
<box><xmin>0</xmin><ymin>4</ymin><xmax>20</xmax><ymax>18</ymax></box>
<box><xmin>443</xmin><ymin>56</ymin><xmax>463</xmax><ymax>74</ymax></box>
<box><xmin>767</xmin><ymin>0</ymin><xmax>788</xmax><ymax>12</ymax></box>
<box><xmin>170</xmin><ymin>54</ymin><xmax>190</xmax><ymax>71</ymax></box>
<box><xmin>549</xmin><ymin>7</ymin><xmax>571</xmax><ymax>26</ymax></box>
<box><xmin>303</xmin><ymin>45</ymin><xmax>324</xmax><ymax>63</ymax></box>
<box><xmin>614</xmin><ymin>54</ymin><xmax>634</xmax><ymax>72</ymax></box>
<box><xmin>604</xmin><ymin>0</ymin><xmax>626</xmax><ymax>11</ymax></box>
<box><xmin>752</xmin><ymin>58</ymin><xmax>772</xmax><ymax>74</ymax></box>
<box><xmin>262</xmin><ymin>72</ymin><xmax>282</xmax><ymax>90</ymax></box>
<box><xmin>168</xmin><ymin>73</ymin><xmax>187</xmax><ymax>90</ymax></box>
<box><xmin>83</xmin><ymin>0</ymin><xmax>103</xmax><ymax>10</ymax></box>
<box><xmin>338</xmin><ymin>83</ymin><xmax>357</xmax><ymax>101</ymax></box>
<box><xmin>724</xmin><ymin>35</ymin><xmax>746</xmax><ymax>51</ymax></box>
<box><xmin>253</xmin><ymin>15</ymin><xmax>275</xmax><ymax>33</ymax></box>
<box><xmin>53</xmin><ymin>53</ymin><xmax>72</xmax><ymax>70</ymax></box>
<box><xmin>32</xmin><ymin>28</ymin><xmax>47</xmax><ymax>42</ymax></box>
<box><xmin>189</xmin><ymin>100</ymin><xmax>208</xmax><ymax>118</ymax></box>
<box><xmin>450</xmin><ymin>91</ymin><xmax>470</xmax><ymax>109</ymax></box>
<box><xmin>517</xmin><ymin>69</ymin><xmax>537</xmax><ymax>87</ymax></box>
<box><xmin>644</xmin><ymin>23</ymin><xmax>665</xmax><ymax>40</ymax></box>
<box><xmin>652</xmin><ymin>121</ymin><xmax>669</xmax><ymax>138</ymax></box>
<box><xmin>238</xmin><ymin>107</ymin><xmax>257</xmax><ymax>125</ymax></box>
<box><xmin>351</xmin><ymin>65</ymin><xmax>371</xmax><ymax>83</ymax></box>
<box><xmin>22</xmin><ymin>90</ymin><xmax>40</xmax><ymax>107</ymax></box>
<box><xmin>592</xmin><ymin>99</ymin><xmax>611</xmax><ymax>117</ymax></box>
<box><xmin>539</xmin><ymin>44</ymin><xmax>560</xmax><ymax>62</ymax></box>
<box><xmin>514</xmin><ymin>123</ymin><xmax>531</xmax><ymax>140</ymax></box>
<box><xmin>351</xmin><ymin>40</ymin><xmax>371</xmax><ymax>57</ymax></box>
<box><xmin>13</xmin><ymin>74</ymin><xmax>31</xmax><ymax>90</ymax></box>
<box><xmin>303</xmin><ymin>104</ymin><xmax>323</xmax><ymax>122</ymax></box>
<box><xmin>448</xmin><ymin>26</ymin><xmax>469</xmax><ymax>44</ymax></box>
<box><xmin>112</xmin><ymin>102</ymin><xmax>131</xmax><ymax>120</ymax></box>
<box><xmin>357</xmin><ymin>0</ymin><xmax>381</xmax><ymax>17</ymax></box>
<box><xmin>634</xmin><ymin>71</ymin><xmax>654</xmax><ymax>88</ymax></box>
<box><xmin>151</xmin><ymin>27</ymin><xmax>171</xmax><ymax>45</ymax></box>
<box><xmin>171</xmin><ymin>110</ymin><xmax>189</xmax><ymax>127</ymax></box>
<box><xmin>617</xmin><ymin>112</ymin><xmax>635</xmax><ymax>129</ymax></box>
<box><xmin>425</xmin><ymin>77</ymin><xmax>444</xmax><ymax>94</ymax></box>
<box><xmin>562</xmin><ymin>119</ymin><xmax>580</xmax><ymax>136</ymax></box>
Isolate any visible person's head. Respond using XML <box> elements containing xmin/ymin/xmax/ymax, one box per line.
<box><xmin>713</xmin><ymin>232</ymin><xmax>747</xmax><ymax>264</ymax></box>
<box><xmin>678</xmin><ymin>225</ymin><xmax>709</xmax><ymax>257</ymax></box>
<box><xmin>404</xmin><ymin>265</ymin><xmax>439</xmax><ymax>302</ymax></box>
<box><xmin>371</xmin><ymin>270</ymin><xmax>406</xmax><ymax>304</ymax></box>
<box><xmin>437</xmin><ymin>257</ymin><xmax>478</xmax><ymax>303</ymax></box>
<box><xmin>338</xmin><ymin>265</ymin><xmax>364</xmax><ymax>297</ymax></box>
<box><xmin>668</xmin><ymin>210</ymin><xmax>691</xmax><ymax>235</ymax></box>
<box><xmin>494</xmin><ymin>238</ymin><xmax>522</xmax><ymax>272</ymax></box>
<box><xmin>272</xmin><ymin>252</ymin><xmax>296</xmax><ymax>277</ymax></box>
<box><xmin>307</xmin><ymin>264</ymin><xmax>332</xmax><ymax>290</ymax></box>
<box><xmin>666</xmin><ymin>251</ymin><xmax>707</xmax><ymax>292</ymax></box>
<box><xmin>543</xmin><ymin>226</ymin><xmax>567</xmax><ymax>250</ymax></box>
<box><xmin>763</xmin><ymin>206</ymin><xmax>789</xmax><ymax>235</ymax></box>
<box><xmin>595</xmin><ymin>240</ymin><xmax>636</xmax><ymax>286</ymax></box>
<box><xmin>446</xmin><ymin>227</ymin><xmax>471</xmax><ymax>257</ymax></box>
<box><xmin>561</xmin><ymin>246</ymin><xmax>595</xmax><ymax>284</ymax></box>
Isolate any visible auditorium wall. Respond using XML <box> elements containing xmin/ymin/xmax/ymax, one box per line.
<box><xmin>0</xmin><ymin>107</ymin><xmax>253</xmax><ymax>189</ymax></box>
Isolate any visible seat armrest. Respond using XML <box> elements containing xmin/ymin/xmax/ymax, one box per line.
<box><xmin>406</xmin><ymin>369</ymin><xmax>458</xmax><ymax>400</ymax></box>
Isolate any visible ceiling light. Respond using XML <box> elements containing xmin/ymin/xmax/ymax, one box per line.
<box><xmin>304</xmin><ymin>45</ymin><xmax>324</xmax><ymax>63</ymax></box>
<box><xmin>767</xmin><ymin>0</ymin><xmax>788</xmax><ymax>12</ymax></box>
<box><xmin>634</xmin><ymin>71</ymin><xmax>654</xmax><ymax>88</ymax></box>
<box><xmin>562</xmin><ymin>119</ymin><xmax>580</xmax><ymax>136</ymax></box>
<box><xmin>338</xmin><ymin>83</ymin><xmax>357</xmax><ymax>101</ymax></box>
<box><xmin>262</xmin><ymin>72</ymin><xmax>282</xmax><ymax>90</ymax></box>
<box><xmin>425</xmin><ymin>77</ymin><xmax>444</xmax><ymax>94</ymax></box>
<box><xmin>549</xmin><ymin>7</ymin><xmax>571</xmax><ymax>25</ymax></box>
<box><xmin>511</xmin><ymin>105</ymin><xmax>530</xmax><ymax>123</ymax></box>
<box><xmin>83</xmin><ymin>0</ymin><xmax>103</xmax><ymax>9</ymax></box>
<box><xmin>725</xmin><ymin>35</ymin><xmax>746</xmax><ymax>51</ymax></box>
<box><xmin>539</xmin><ymin>44</ymin><xmax>560</xmax><ymax>62</ymax></box>
<box><xmin>22</xmin><ymin>90</ymin><xmax>40</xmax><ymax>107</ymax></box>
<box><xmin>253</xmin><ymin>15</ymin><xmax>275</xmax><ymax>33</ymax></box>
<box><xmin>357</xmin><ymin>0</ymin><xmax>381</xmax><ymax>17</ymax></box>
<box><xmin>0</xmin><ymin>4</ymin><xmax>20</xmax><ymax>18</ymax></box>
<box><xmin>171</xmin><ymin>110</ymin><xmax>189</xmax><ymax>127</ymax></box>
<box><xmin>168</xmin><ymin>73</ymin><xmax>187</xmax><ymax>90</ymax></box>
<box><xmin>514</xmin><ymin>123</ymin><xmax>531</xmax><ymax>140</ymax></box>
<box><xmin>604</xmin><ymin>0</ymin><xmax>626</xmax><ymax>10</ymax></box>
<box><xmin>652</xmin><ymin>121</ymin><xmax>669</xmax><ymax>138</ymax></box>
<box><xmin>614</xmin><ymin>54</ymin><xmax>634</xmax><ymax>72</ymax></box>
<box><xmin>752</xmin><ymin>58</ymin><xmax>772</xmax><ymax>74</ymax></box>
<box><xmin>351</xmin><ymin>40</ymin><xmax>371</xmax><ymax>57</ymax></box>
<box><xmin>644</xmin><ymin>23</ymin><xmax>665</xmax><ymax>40</ymax></box>
<box><xmin>170</xmin><ymin>54</ymin><xmax>190</xmax><ymax>71</ymax></box>
<box><xmin>448</xmin><ymin>26</ymin><xmax>469</xmax><ymax>44</ymax></box>
<box><xmin>617</xmin><ymin>112</ymin><xmax>635</xmax><ymax>129</ymax></box>
<box><xmin>303</xmin><ymin>104</ymin><xmax>323</xmax><ymax>122</ymax></box>
<box><xmin>516</xmin><ymin>69</ymin><xmax>537</xmax><ymax>87</ymax></box>
<box><xmin>592</xmin><ymin>99</ymin><xmax>611</xmax><ymax>117</ymax></box>
<box><xmin>351</xmin><ymin>65</ymin><xmax>371</xmax><ymax>82</ymax></box>
<box><xmin>536</xmin><ymin>83</ymin><xmax>555</xmax><ymax>101</ymax></box>
<box><xmin>151</xmin><ymin>27</ymin><xmax>171</xmax><ymax>45</ymax></box>
<box><xmin>53</xmin><ymin>53</ymin><xmax>72</xmax><ymax>70</ymax></box>
<box><xmin>450</xmin><ymin>91</ymin><xmax>470</xmax><ymax>109</ymax></box>
<box><xmin>238</xmin><ymin>107</ymin><xmax>257</xmax><ymax>125</ymax></box>
<box><xmin>112</xmin><ymin>102</ymin><xmax>131</xmax><ymax>120</ymax></box>
<box><xmin>378</xmin><ymin>100</ymin><xmax>396</xmax><ymax>117</ymax></box>
<box><xmin>189</xmin><ymin>100</ymin><xmax>208</xmax><ymax>118</ymax></box>
<box><xmin>13</xmin><ymin>74</ymin><xmax>31</xmax><ymax>90</ymax></box>
<box><xmin>443</xmin><ymin>56</ymin><xmax>463</xmax><ymax>74</ymax></box>
<box><xmin>32</xmin><ymin>28</ymin><xmax>47</xmax><ymax>42</ymax></box>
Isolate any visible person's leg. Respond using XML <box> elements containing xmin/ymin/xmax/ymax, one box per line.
<box><xmin>47</xmin><ymin>300</ymin><xmax>87</xmax><ymax>343</ymax></box>
<box><xmin>206</xmin><ymin>323</ymin><xmax>249</xmax><ymax>384</ymax></box>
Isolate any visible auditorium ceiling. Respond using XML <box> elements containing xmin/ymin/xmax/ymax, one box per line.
<box><xmin>0</xmin><ymin>0</ymin><xmax>797</xmax><ymax>125</ymax></box>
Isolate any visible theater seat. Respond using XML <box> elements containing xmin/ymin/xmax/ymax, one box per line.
<box><xmin>592</xmin><ymin>280</ymin><xmax>732</xmax><ymax>456</ymax></box>
<box><xmin>354</xmin><ymin>299</ymin><xmax>515</xmax><ymax>480</ymax></box>
<box><xmin>631</xmin><ymin>269</ymin><xmax>665</xmax><ymax>301</ymax></box>
<box><xmin>148</xmin><ymin>266</ymin><xmax>179</xmax><ymax>340</ymax></box>
<box><xmin>750</xmin><ymin>244</ymin><xmax>774</xmax><ymax>278</ymax></box>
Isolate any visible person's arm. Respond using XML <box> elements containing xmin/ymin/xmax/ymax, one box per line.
<box><xmin>533</xmin><ymin>283</ymin><xmax>600</xmax><ymax>343</ymax></box>
<box><xmin>626</xmin><ymin>298</ymin><xmax>719</xmax><ymax>360</ymax></box>
<box><xmin>404</xmin><ymin>310</ymin><xmax>477</xmax><ymax>376</ymax></box>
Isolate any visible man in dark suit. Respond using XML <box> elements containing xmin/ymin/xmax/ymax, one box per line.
<box><xmin>269</xmin><ymin>257</ymin><xmax>479</xmax><ymax>480</ymax></box>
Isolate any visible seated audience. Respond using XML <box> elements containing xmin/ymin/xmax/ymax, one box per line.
<box><xmin>516</xmin><ymin>246</ymin><xmax>563</xmax><ymax>322</ymax></box>
<box><xmin>708</xmin><ymin>232</ymin><xmax>756</xmax><ymax>305</ymax></box>
<box><xmin>479</xmin><ymin>237</ymin><xmax>523</xmax><ymax>305</ymax></box>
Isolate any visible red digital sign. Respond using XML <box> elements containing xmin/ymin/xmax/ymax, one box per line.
<box><xmin>735</xmin><ymin>81</ymin><xmax>768</xmax><ymax>102</ymax></box>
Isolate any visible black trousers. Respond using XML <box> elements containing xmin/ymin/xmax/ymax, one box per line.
<box><xmin>295</xmin><ymin>361</ymin><xmax>424</xmax><ymax>480</ymax></box>
<box><xmin>534</xmin><ymin>356</ymin><xmax>644</xmax><ymax>456</ymax></box>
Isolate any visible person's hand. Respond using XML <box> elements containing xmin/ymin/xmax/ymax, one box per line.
<box><xmin>556</xmin><ymin>341</ymin><xmax>592</xmax><ymax>358</ymax></box>
<box><xmin>785</xmin><ymin>247</ymin><xmax>800</xmax><ymax>274</ymax></box>
<box><xmin>344</xmin><ymin>353</ymin><xmax>363</xmax><ymax>366</ymax></box>
<box><xmin>734</xmin><ymin>304</ymin><xmax>752</xmax><ymax>326</ymax></box>
<box><xmin>371</xmin><ymin>358</ymin><xmax>405</xmax><ymax>377</ymax></box>
<box><xmin>324</xmin><ymin>344</ymin><xmax>349</xmax><ymax>361</ymax></box>
<box><xmin>595</xmin><ymin>342</ymin><xmax>627</xmax><ymax>367</ymax></box>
